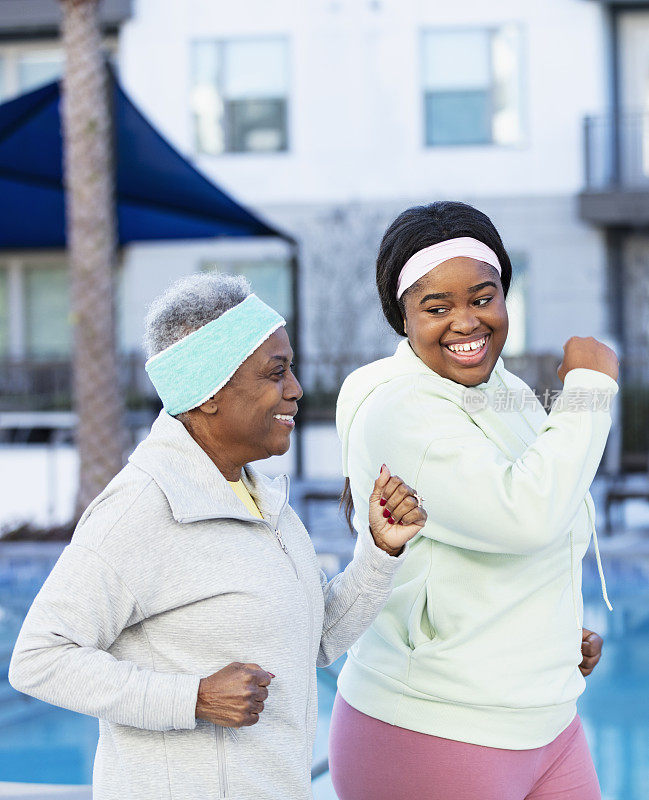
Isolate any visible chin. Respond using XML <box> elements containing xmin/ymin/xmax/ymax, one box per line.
<box><xmin>271</xmin><ymin>436</ymin><xmax>292</xmax><ymax>457</ymax></box>
<box><xmin>459</xmin><ymin>366</ymin><xmax>494</xmax><ymax>386</ymax></box>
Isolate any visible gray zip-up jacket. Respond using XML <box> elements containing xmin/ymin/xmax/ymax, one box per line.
<box><xmin>9</xmin><ymin>411</ymin><xmax>406</xmax><ymax>800</ymax></box>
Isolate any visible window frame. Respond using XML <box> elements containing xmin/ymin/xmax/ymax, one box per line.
<box><xmin>0</xmin><ymin>253</ymin><xmax>71</xmax><ymax>362</ymax></box>
<box><xmin>190</xmin><ymin>35</ymin><xmax>291</xmax><ymax>157</ymax></box>
<box><xmin>0</xmin><ymin>38</ymin><xmax>118</xmax><ymax>102</ymax></box>
<box><xmin>420</xmin><ymin>24</ymin><xmax>525</xmax><ymax>150</ymax></box>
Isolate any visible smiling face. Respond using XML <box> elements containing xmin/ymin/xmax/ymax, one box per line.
<box><xmin>185</xmin><ymin>327</ymin><xmax>303</xmax><ymax>478</ymax></box>
<box><xmin>216</xmin><ymin>327</ymin><xmax>302</xmax><ymax>460</ymax></box>
<box><xmin>401</xmin><ymin>257</ymin><xmax>509</xmax><ymax>387</ymax></box>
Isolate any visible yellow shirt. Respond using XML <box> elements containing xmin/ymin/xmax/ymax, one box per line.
<box><xmin>228</xmin><ymin>479</ymin><xmax>263</xmax><ymax>519</ymax></box>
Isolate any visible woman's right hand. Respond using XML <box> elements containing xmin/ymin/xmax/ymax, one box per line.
<box><xmin>557</xmin><ymin>336</ymin><xmax>619</xmax><ymax>383</ymax></box>
<box><xmin>195</xmin><ymin>662</ymin><xmax>274</xmax><ymax>727</ymax></box>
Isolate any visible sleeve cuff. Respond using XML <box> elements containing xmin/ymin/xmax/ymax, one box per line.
<box><xmin>563</xmin><ymin>368</ymin><xmax>619</xmax><ymax>395</ymax></box>
<box><xmin>354</xmin><ymin>524</ymin><xmax>410</xmax><ymax>578</ymax></box>
<box><xmin>143</xmin><ymin>670</ymin><xmax>202</xmax><ymax>731</ymax></box>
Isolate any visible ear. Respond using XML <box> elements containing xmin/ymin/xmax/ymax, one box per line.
<box><xmin>402</xmin><ymin>317</ymin><xmax>407</xmax><ymax>335</ymax></box>
<box><xmin>198</xmin><ymin>397</ymin><xmax>219</xmax><ymax>415</ymax></box>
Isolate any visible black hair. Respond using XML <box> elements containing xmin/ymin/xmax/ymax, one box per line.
<box><xmin>376</xmin><ymin>201</ymin><xmax>513</xmax><ymax>336</ymax></box>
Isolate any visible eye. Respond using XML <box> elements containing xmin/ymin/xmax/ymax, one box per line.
<box><xmin>426</xmin><ymin>307</ymin><xmax>448</xmax><ymax>316</ymax></box>
<box><xmin>474</xmin><ymin>296</ymin><xmax>493</xmax><ymax>307</ymax></box>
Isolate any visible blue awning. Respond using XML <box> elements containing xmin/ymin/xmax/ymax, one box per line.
<box><xmin>0</xmin><ymin>72</ymin><xmax>293</xmax><ymax>248</ymax></box>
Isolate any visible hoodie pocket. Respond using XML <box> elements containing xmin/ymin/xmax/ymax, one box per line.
<box><xmin>407</xmin><ymin>582</ymin><xmax>436</xmax><ymax>650</ymax></box>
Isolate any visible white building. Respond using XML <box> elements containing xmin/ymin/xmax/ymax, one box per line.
<box><xmin>1</xmin><ymin>0</ymin><xmax>647</xmax><ymax>463</ymax></box>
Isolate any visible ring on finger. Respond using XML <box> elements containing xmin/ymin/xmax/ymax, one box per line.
<box><xmin>413</xmin><ymin>492</ymin><xmax>425</xmax><ymax>508</ymax></box>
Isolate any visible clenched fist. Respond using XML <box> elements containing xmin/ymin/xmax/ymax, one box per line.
<box><xmin>195</xmin><ymin>662</ymin><xmax>273</xmax><ymax>727</ymax></box>
<box><xmin>579</xmin><ymin>628</ymin><xmax>603</xmax><ymax>677</ymax></box>
<box><xmin>557</xmin><ymin>336</ymin><xmax>618</xmax><ymax>384</ymax></box>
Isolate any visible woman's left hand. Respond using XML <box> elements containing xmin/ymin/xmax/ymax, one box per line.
<box><xmin>579</xmin><ymin>628</ymin><xmax>603</xmax><ymax>676</ymax></box>
<box><xmin>368</xmin><ymin>465</ymin><xmax>427</xmax><ymax>556</ymax></box>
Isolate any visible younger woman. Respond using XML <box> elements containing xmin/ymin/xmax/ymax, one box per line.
<box><xmin>329</xmin><ymin>201</ymin><xmax>616</xmax><ymax>800</ymax></box>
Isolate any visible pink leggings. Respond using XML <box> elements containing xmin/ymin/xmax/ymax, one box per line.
<box><xmin>329</xmin><ymin>694</ymin><xmax>601</xmax><ymax>800</ymax></box>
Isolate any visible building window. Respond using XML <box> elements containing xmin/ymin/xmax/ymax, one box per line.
<box><xmin>202</xmin><ymin>258</ymin><xmax>294</xmax><ymax>339</ymax></box>
<box><xmin>422</xmin><ymin>25</ymin><xmax>522</xmax><ymax>147</ymax></box>
<box><xmin>0</xmin><ymin>259</ymin><xmax>71</xmax><ymax>361</ymax></box>
<box><xmin>502</xmin><ymin>254</ymin><xmax>528</xmax><ymax>356</ymax></box>
<box><xmin>17</xmin><ymin>49</ymin><xmax>65</xmax><ymax>94</ymax></box>
<box><xmin>0</xmin><ymin>41</ymin><xmax>116</xmax><ymax>103</ymax></box>
<box><xmin>191</xmin><ymin>38</ymin><xmax>290</xmax><ymax>155</ymax></box>
<box><xmin>0</xmin><ymin>45</ymin><xmax>64</xmax><ymax>102</ymax></box>
<box><xmin>23</xmin><ymin>262</ymin><xmax>71</xmax><ymax>360</ymax></box>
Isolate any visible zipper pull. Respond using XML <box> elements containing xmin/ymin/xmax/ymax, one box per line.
<box><xmin>274</xmin><ymin>527</ymin><xmax>289</xmax><ymax>554</ymax></box>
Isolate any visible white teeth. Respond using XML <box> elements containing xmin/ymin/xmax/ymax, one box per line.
<box><xmin>274</xmin><ymin>414</ymin><xmax>293</xmax><ymax>421</ymax></box>
<box><xmin>448</xmin><ymin>336</ymin><xmax>486</xmax><ymax>354</ymax></box>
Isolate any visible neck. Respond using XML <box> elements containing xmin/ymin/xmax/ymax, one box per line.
<box><xmin>182</xmin><ymin>416</ymin><xmax>245</xmax><ymax>482</ymax></box>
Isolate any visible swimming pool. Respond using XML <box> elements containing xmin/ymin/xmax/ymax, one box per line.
<box><xmin>1</xmin><ymin>545</ymin><xmax>648</xmax><ymax>800</ymax></box>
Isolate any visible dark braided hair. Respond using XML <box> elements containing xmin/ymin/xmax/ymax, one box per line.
<box><xmin>377</xmin><ymin>201</ymin><xmax>512</xmax><ymax>336</ymax></box>
<box><xmin>341</xmin><ymin>201</ymin><xmax>513</xmax><ymax>532</ymax></box>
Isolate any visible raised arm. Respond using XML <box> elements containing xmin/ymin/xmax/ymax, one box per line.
<box><xmin>413</xmin><ymin>366</ymin><xmax>618</xmax><ymax>555</ymax></box>
<box><xmin>8</xmin><ymin>543</ymin><xmax>201</xmax><ymax>731</ymax></box>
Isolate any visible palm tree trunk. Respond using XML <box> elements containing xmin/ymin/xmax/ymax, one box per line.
<box><xmin>60</xmin><ymin>0</ymin><xmax>125</xmax><ymax>517</ymax></box>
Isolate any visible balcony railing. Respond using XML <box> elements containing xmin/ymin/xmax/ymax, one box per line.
<box><xmin>584</xmin><ymin>112</ymin><xmax>649</xmax><ymax>190</ymax></box>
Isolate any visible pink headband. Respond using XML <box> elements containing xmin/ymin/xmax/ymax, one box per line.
<box><xmin>396</xmin><ymin>237</ymin><xmax>502</xmax><ymax>300</ymax></box>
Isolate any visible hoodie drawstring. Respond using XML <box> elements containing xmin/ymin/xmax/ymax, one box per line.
<box><xmin>585</xmin><ymin>499</ymin><xmax>613</xmax><ymax>612</ymax></box>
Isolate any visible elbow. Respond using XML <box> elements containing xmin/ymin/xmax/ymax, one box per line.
<box><xmin>8</xmin><ymin>650</ymin><xmax>30</xmax><ymax>696</ymax></box>
<box><xmin>8</xmin><ymin>641</ymin><xmax>47</xmax><ymax>699</ymax></box>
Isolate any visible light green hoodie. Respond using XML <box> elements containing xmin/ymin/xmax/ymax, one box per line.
<box><xmin>336</xmin><ymin>339</ymin><xmax>618</xmax><ymax>749</ymax></box>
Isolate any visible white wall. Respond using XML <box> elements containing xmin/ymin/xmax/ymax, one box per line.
<box><xmin>114</xmin><ymin>0</ymin><xmax>612</xmax><ymax>363</ymax></box>
<box><xmin>118</xmin><ymin>0</ymin><xmax>607</xmax><ymax>207</ymax></box>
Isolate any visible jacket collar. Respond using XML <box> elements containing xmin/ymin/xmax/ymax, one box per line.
<box><xmin>129</xmin><ymin>411</ymin><xmax>289</xmax><ymax>526</ymax></box>
<box><xmin>336</xmin><ymin>339</ymin><xmax>513</xmax><ymax>476</ymax></box>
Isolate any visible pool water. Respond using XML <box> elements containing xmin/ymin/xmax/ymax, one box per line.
<box><xmin>1</xmin><ymin>551</ymin><xmax>648</xmax><ymax>800</ymax></box>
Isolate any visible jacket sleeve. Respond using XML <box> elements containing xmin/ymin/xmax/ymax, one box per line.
<box><xmin>413</xmin><ymin>368</ymin><xmax>618</xmax><ymax>555</ymax></box>
<box><xmin>316</xmin><ymin>525</ymin><xmax>407</xmax><ymax>668</ymax></box>
<box><xmin>8</xmin><ymin>543</ymin><xmax>201</xmax><ymax>731</ymax></box>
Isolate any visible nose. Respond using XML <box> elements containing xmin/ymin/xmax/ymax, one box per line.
<box><xmin>285</xmin><ymin>368</ymin><xmax>303</xmax><ymax>401</ymax></box>
<box><xmin>449</xmin><ymin>306</ymin><xmax>481</xmax><ymax>335</ymax></box>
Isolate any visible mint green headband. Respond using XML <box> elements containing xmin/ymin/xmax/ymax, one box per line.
<box><xmin>145</xmin><ymin>294</ymin><xmax>286</xmax><ymax>415</ymax></box>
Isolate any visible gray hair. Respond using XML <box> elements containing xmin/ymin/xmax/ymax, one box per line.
<box><xmin>143</xmin><ymin>272</ymin><xmax>251</xmax><ymax>359</ymax></box>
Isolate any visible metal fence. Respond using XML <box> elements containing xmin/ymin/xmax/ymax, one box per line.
<box><xmin>0</xmin><ymin>354</ymin><xmax>156</xmax><ymax>413</ymax></box>
<box><xmin>584</xmin><ymin>112</ymin><xmax>649</xmax><ymax>190</ymax></box>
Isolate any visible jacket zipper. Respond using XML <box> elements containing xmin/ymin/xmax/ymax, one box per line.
<box><xmin>263</xmin><ymin>475</ymin><xmax>314</xmax><ymax>734</ymax></box>
<box><xmin>184</xmin><ymin>477</ymin><xmax>314</xmax><ymax>730</ymax></box>
<box><xmin>215</xmin><ymin>724</ymin><xmax>229</xmax><ymax>797</ymax></box>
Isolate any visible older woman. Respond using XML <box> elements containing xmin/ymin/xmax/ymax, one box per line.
<box><xmin>9</xmin><ymin>273</ymin><xmax>426</xmax><ymax>800</ymax></box>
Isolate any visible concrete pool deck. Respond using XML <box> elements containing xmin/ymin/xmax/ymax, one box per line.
<box><xmin>0</xmin><ymin>786</ymin><xmax>90</xmax><ymax>799</ymax></box>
